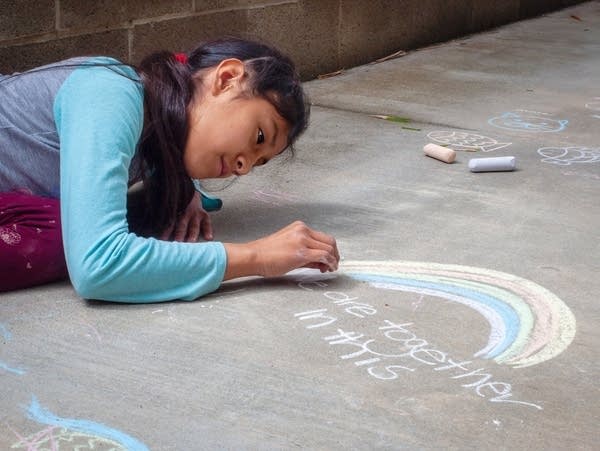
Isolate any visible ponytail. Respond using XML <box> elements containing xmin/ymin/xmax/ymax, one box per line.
<box><xmin>128</xmin><ymin>51</ymin><xmax>195</xmax><ymax>237</ymax></box>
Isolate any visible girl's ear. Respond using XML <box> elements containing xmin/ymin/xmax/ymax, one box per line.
<box><xmin>212</xmin><ymin>58</ymin><xmax>246</xmax><ymax>96</ymax></box>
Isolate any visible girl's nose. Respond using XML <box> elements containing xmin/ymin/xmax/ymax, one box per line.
<box><xmin>235</xmin><ymin>155</ymin><xmax>251</xmax><ymax>176</ymax></box>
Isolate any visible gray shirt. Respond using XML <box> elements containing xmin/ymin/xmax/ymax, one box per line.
<box><xmin>0</xmin><ymin>59</ymin><xmax>91</xmax><ymax>197</ymax></box>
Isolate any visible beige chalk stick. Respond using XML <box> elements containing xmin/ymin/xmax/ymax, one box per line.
<box><xmin>423</xmin><ymin>143</ymin><xmax>456</xmax><ymax>163</ymax></box>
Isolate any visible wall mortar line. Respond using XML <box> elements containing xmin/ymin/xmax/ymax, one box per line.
<box><xmin>55</xmin><ymin>0</ymin><xmax>61</xmax><ymax>31</ymax></box>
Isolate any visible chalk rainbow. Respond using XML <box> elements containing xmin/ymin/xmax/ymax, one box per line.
<box><xmin>341</xmin><ymin>261</ymin><xmax>576</xmax><ymax>368</ymax></box>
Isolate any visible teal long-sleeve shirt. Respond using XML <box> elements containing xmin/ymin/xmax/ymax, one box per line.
<box><xmin>2</xmin><ymin>58</ymin><xmax>227</xmax><ymax>302</ymax></box>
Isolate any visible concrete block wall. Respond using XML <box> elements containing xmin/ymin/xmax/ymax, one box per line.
<box><xmin>0</xmin><ymin>0</ymin><xmax>588</xmax><ymax>80</ymax></box>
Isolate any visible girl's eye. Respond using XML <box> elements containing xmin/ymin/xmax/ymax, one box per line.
<box><xmin>257</xmin><ymin>128</ymin><xmax>265</xmax><ymax>145</ymax></box>
<box><xmin>255</xmin><ymin>158</ymin><xmax>268</xmax><ymax>167</ymax></box>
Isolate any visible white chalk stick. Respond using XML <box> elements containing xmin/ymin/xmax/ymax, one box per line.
<box><xmin>468</xmin><ymin>156</ymin><xmax>516</xmax><ymax>172</ymax></box>
<box><xmin>423</xmin><ymin>143</ymin><xmax>456</xmax><ymax>163</ymax></box>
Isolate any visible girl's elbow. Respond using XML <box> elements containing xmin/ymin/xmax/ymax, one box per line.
<box><xmin>67</xmin><ymin>258</ymin><xmax>112</xmax><ymax>300</ymax></box>
<box><xmin>69</xmin><ymin>269</ymin><xmax>105</xmax><ymax>299</ymax></box>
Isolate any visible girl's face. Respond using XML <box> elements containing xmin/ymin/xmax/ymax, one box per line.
<box><xmin>184</xmin><ymin>59</ymin><xmax>291</xmax><ymax>180</ymax></box>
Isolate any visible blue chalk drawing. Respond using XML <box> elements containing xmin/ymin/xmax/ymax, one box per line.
<box><xmin>488</xmin><ymin>111</ymin><xmax>568</xmax><ymax>132</ymax></box>
<box><xmin>0</xmin><ymin>361</ymin><xmax>26</xmax><ymax>375</ymax></box>
<box><xmin>0</xmin><ymin>322</ymin><xmax>26</xmax><ymax>375</ymax></box>
<box><xmin>1</xmin><ymin>322</ymin><xmax>12</xmax><ymax>341</ymax></box>
<box><xmin>18</xmin><ymin>396</ymin><xmax>150</xmax><ymax>451</ymax></box>
<box><xmin>347</xmin><ymin>273</ymin><xmax>520</xmax><ymax>360</ymax></box>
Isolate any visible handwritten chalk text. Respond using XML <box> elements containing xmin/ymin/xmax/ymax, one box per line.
<box><xmin>295</xmin><ymin>278</ymin><xmax>542</xmax><ymax>410</ymax></box>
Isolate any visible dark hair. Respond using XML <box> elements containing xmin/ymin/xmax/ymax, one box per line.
<box><xmin>129</xmin><ymin>37</ymin><xmax>310</xmax><ymax>237</ymax></box>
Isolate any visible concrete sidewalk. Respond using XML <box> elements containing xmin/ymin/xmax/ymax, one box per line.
<box><xmin>2</xmin><ymin>2</ymin><xmax>599</xmax><ymax>450</ymax></box>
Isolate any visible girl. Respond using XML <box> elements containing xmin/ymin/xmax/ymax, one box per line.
<box><xmin>0</xmin><ymin>37</ymin><xmax>339</xmax><ymax>301</ymax></box>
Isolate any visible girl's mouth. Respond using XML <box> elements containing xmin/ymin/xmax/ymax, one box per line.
<box><xmin>219</xmin><ymin>157</ymin><xmax>229</xmax><ymax>177</ymax></box>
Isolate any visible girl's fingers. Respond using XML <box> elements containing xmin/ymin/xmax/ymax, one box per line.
<box><xmin>173</xmin><ymin>217</ymin><xmax>189</xmax><ymax>242</ymax></box>
<box><xmin>307</xmin><ymin>227</ymin><xmax>334</xmax><ymax>243</ymax></box>
<box><xmin>281</xmin><ymin>221</ymin><xmax>340</xmax><ymax>271</ymax></box>
<box><xmin>161</xmin><ymin>223</ymin><xmax>174</xmax><ymax>241</ymax></box>
<box><xmin>163</xmin><ymin>213</ymin><xmax>212</xmax><ymax>243</ymax></box>
<box><xmin>305</xmin><ymin>233</ymin><xmax>339</xmax><ymax>267</ymax></box>
<box><xmin>201</xmin><ymin>213</ymin><xmax>214</xmax><ymax>241</ymax></box>
<box><xmin>186</xmin><ymin>214</ymin><xmax>201</xmax><ymax>242</ymax></box>
<box><xmin>229</xmin><ymin>221</ymin><xmax>340</xmax><ymax>278</ymax></box>
<box><xmin>299</xmin><ymin>247</ymin><xmax>338</xmax><ymax>271</ymax></box>
<box><xmin>303</xmin><ymin>262</ymin><xmax>333</xmax><ymax>273</ymax></box>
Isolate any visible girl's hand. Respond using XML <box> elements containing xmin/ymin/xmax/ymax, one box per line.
<box><xmin>223</xmin><ymin>221</ymin><xmax>340</xmax><ymax>280</ymax></box>
<box><xmin>161</xmin><ymin>191</ymin><xmax>214</xmax><ymax>242</ymax></box>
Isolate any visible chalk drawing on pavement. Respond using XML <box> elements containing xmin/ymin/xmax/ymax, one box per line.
<box><xmin>537</xmin><ymin>146</ymin><xmax>600</xmax><ymax>165</ymax></box>
<box><xmin>488</xmin><ymin>111</ymin><xmax>568</xmax><ymax>132</ymax></box>
<box><xmin>427</xmin><ymin>130</ymin><xmax>511</xmax><ymax>152</ymax></box>
<box><xmin>0</xmin><ymin>361</ymin><xmax>25</xmax><ymax>376</ymax></box>
<box><xmin>585</xmin><ymin>97</ymin><xmax>600</xmax><ymax>111</ymax></box>
<box><xmin>292</xmin><ymin>261</ymin><xmax>576</xmax><ymax>369</ymax></box>
<box><xmin>10</xmin><ymin>397</ymin><xmax>149</xmax><ymax>451</ymax></box>
<box><xmin>340</xmin><ymin>261</ymin><xmax>576</xmax><ymax>369</ymax></box>
<box><xmin>561</xmin><ymin>170</ymin><xmax>600</xmax><ymax>180</ymax></box>
<box><xmin>0</xmin><ymin>323</ymin><xmax>12</xmax><ymax>341</ymax></box>
<box><xmin>10</xmin><ymin>427</ymin><xmax>127</xmax><ymax>451</ymax></box>
<box><xmin>290</xmin><ymin>260</ymin><xmax>578</xmax><ymax>410</ymax></box>
<box><xmin>1</xmin><ymin>322</ymin><xmax>26</xmax><ymax>376</ymax></box>
<box><xmin>252</xmin><ymin>189</ymin><xmax>300</xmax><ymax>206</ymax></box>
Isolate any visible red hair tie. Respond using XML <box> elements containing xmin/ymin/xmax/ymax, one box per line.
<box><xmin>174</xmin><ymin>53</ymin><xmax>188</xmax><ymax>64</ymax></box>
